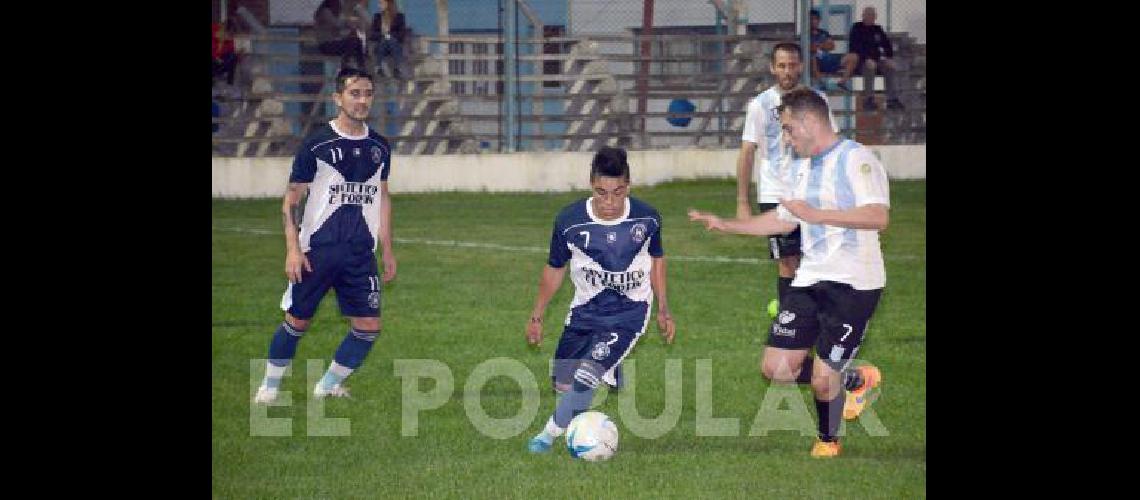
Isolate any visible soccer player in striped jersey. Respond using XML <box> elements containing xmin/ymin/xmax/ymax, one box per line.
<box><xmin>525</xmin><ymin>147</ymin><xmax>676</xmax><ymax>453</ymax></box>
<box><xmin>737</xmin><ymin>42</ymin><xmax>838</xmax><ymax>327</ymax></box>
<box><xmin>693</xmin><ymin>87</ymin><xmax>886</xmax><ymax>458</ymax></box>
<box><xmin>254</xmin><ymin>67</ymin><xmax>396</xmax><ymax>403</ymax></box>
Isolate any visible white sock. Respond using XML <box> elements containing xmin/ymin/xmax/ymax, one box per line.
<box><xmin>317</xmin><ymin>361</ymin><xmax>354</xmax><ymax>390</ymax></box>
<box><xmin>263</xmin><ymin>362</ymin><xmax>288</xmax><ymax>389</ymax></box>
<box><xmin>543</xmin><ymin>416</ymin><xmax>565</xmax><ymax>438</ymax></box>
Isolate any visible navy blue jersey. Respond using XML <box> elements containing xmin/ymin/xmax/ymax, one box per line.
<box><xmin>290</xmin><ymin>121</ymin><xmax>391</xmax><ymax>252</ymax></box>
<box><xmin>548</xmin><ymin>197</ymin><xmax>664</xmax><ymax>334</ymax></box>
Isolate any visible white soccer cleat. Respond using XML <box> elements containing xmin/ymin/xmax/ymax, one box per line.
<box><xmin>313</xmin><ymin>384</ymin><xmax>351</xmax><ymax>399</ymax></box>
<box><xmin>253</xmin><ymin>385</ymin><xmax>278</xmax><ymax>404</ymax></box>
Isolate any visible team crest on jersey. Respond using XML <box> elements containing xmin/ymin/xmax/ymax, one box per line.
<box><xmin>590</xmin><ymin>342</ymin><xmax>611</xmax><ymax>361</ymax></box>
<box><xmin>606</xmin><ymin>232</ymin><xmax>617</xmax><ymax>244</ymax></box>
<box><xmin>368</xmin><ymin>291</ymin><xmax>380</xmax><ymax>310</ymax></box>
<box><xmin>371</xmin><ymin>146</ymin><xmax>383</xmax><ymax>163</ymax></box>
<box><xmin>860</xmin><ymin>163</ymin><xmax>872</xmax><ymax>174</ymax></box>
<box><xmin>353</xmin><ymin>148</ymin><xmax>361</xmax><ymax>157</ymax></box>
<box><xmin>630</xmin><ymin>223</ymin><xmax>647</xmax><ymax>243</ymax></box>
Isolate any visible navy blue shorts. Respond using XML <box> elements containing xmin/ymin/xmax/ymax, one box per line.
<box><xmin>280</xmin><ymin>244</ymin><xmax>381</xmax><ymax>319</ymax></box>
<box><xmin>551</xmin><ymin>326</ymin><xmax>637</xmax><ymax>390</ymax></box>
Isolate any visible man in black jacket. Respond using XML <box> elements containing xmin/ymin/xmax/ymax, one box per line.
<box><xmin>849</xmin><ymin>7</ymin><xmax>904</xmax><ymax>110</ymax></box>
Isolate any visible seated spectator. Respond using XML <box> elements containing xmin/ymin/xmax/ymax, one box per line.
<box><xmin>809</xmin><ymin>10</ymin><xmax>858</xmax><ymax>91</ymax></box>
<box><xmin>314</xmin><ymin>0</ymin><xmax>367</xmax><ymax>70</ymax></box>
<box><xmin>370</xmin><ymin>0</ymin><xmax>409</xmax><ymax>79</ymax></box>
<box><xmin>212</xmin><ymin>20</ymin><xmax>239</xmax><ymax>87</ymax></box>
<box><xmin>848</xmin><ymin>6</ymin><xmax>904</xmax><ymax>110</ymax></box>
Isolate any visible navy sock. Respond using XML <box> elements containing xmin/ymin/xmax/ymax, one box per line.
<box><xmin>333</xmin><ymin>328</ymin><xmax>380</xmax><ymax>370</ymax></box>
<box><xmin>554</xmin><ymin>364</ymin><xmax>602</xmax><ymax>427</ymax></box>
<box><xmin>268</xmin><ymin>321</ymin><xmax>306</xmax><ymax>367</ymax></box>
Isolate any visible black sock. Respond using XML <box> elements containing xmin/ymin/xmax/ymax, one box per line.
<box><xmin>816</xmin><ymin>388</ymin><xmax>845</xmax><ymax>442</ymax></box>
<box><xmin>795</xmin><ymin>357</ymin><xmax>814</xmax><ymax>384</ymax></box>
<box><xmin>842</xmin><ymin>368</ymin><xmax>865</xmax><ymax>391</ymax></box>
<box><xmin>777</xmin><ymin>276</ymin><xmax>793</xmax><ymax>302</ymax></box>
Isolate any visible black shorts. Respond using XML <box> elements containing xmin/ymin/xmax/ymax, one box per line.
<box><xmin>758</xmin><ymin>202</ymin><xmax>801</xmax><ymax>259</ymax></box>
<box><xmin>766</xmin><ymin>281</ymin><xmax>882</xmax><ymax>372</ymax></box>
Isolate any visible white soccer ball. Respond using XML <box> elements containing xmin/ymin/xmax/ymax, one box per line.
<box><xmin>565</xmin><ymin>411</ymin><xmax>619</xmax><ymax>461</ymax></box>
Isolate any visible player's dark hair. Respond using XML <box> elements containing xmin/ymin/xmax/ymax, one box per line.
<box><xmin>590</xmin><ymin>147</ymin><xmax>630</xmax><ymax>182</ymax></box>
<box><xmin>777</xmin><ymin>86</ymin><xmax>831</xmax><ymax>122</ymax></box>
<box><xmin>810</xmin><ymin>9</ymin><xmax>820</xmax><ymax>19</ymax></box>
<box><xmin>335</xmin><ymin>66</ymin><xmax>373</xmax><ymax>93</ymax></box>
<box><xmin>771</xmin><ymin>42</ymin><xmax>802</xmax><ymax>62</ymax></box>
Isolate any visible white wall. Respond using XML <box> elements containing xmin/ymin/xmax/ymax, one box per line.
<box><xmin>212</xmin><ymin>145</ymin><xmax>925</xmax><ymax>198</ymax></box>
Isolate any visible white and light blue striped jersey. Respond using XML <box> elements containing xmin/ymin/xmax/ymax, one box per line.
<box><xmin>741</xmin><ymin>85</ymin><xmax>838</xmax><ymax>203</ymax></box>
<box><xmin>290</xmin><ymin>120</ymin><xmax>392</xmax><ymax>253</ymax></box>
<box><xmin>547</xmin><ymin>197</ymin><xmax>663</xmax><ymax>335</ymax></box>
<box><xmin>777</xmin><ymin>139</ymin><xmax>890</xmax><ymax>290</ymax></box>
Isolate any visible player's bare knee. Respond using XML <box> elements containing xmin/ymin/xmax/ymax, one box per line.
<box><xmin>555</xmin><ymin>382</ymin><xmax>572</xmax><ymax>394</ymax></box>
<box><xmin>810</xmin><ymin>375</ymin><xmax>841</xmax><ymax>400</ymax></box>
<box><xmin>351</xmin><ymin>317</ymin><xmax>381</xmax><ymax>331</ymax></box>
<box><xmin>761</xmin><ymin>357</ymin><xmax>799</xmax><ymax>382</ymax></box>
<box><xmin>285</xmin><ymin>314</ymin><xmax>311</xmax><ymax>331</ymax></box>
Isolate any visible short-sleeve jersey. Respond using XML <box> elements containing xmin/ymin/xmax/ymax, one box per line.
<box><xmin>547</xmin><ymin>197</ymin><xmax>664</xmax><ymax>334</ymax></box>
<box><xmin>290</xmin><ymin>121</ymin><xmax>391</xmax><ymax>252</ymax></box>
<box><xmin>741</xmin><ymin>86</ymin><xmax>838</xmax><ymax>204</ymax></box>
<box><xmin>776</xmin><ymin>139</ymin><xmax>890</xmax><ymax>290</ymax></box>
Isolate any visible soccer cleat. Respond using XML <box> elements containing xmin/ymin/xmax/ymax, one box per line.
<box><xmin>843</xmin><ymin>364</ymin><xmax>882</xmax><ymax>421</ymax></box>
<box><xmin>253</xmin><ymin>385</ymin><xmax>278</xmax><ymax>404</ymax></box>
<box><xmin>810</xmin><ymin>439</ymin><xmax>841</xmax><ymax>458</ymax></box>
<box><xmin>527</xmin><ymin>434</ymin><xmax>553</xmax><ymax>453</ymax></box>
<box><xmin>313</xmin><ymin>384</ymin><xmax>351</xmax><ymax>399</ymax></box>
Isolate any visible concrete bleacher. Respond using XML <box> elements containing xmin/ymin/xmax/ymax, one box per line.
<box><xmin>212</xmin><ymin>26</ymin><xmax>926</xmax><ymax>155</ymax></box>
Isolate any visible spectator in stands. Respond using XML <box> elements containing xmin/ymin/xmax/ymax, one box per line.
<box><xmin>370</xmin><ymin>0</ymin><xmax>409</xmax><ymax>79</ymax></box>
<box><xmin>314</xmin><ymin>0</ymin><xmax>367</xmax><ymax>70</ymax></box>
<box><xmin>809</xmin><ymin>10</ymin><xmax>857</xmax><ymax>92</ymax></box>
<box><xmin>848</xmin><ymin>7</ymin><xmax>904</xmax><ymax>110</ymax></box>
<box><xmin>212</xmin><ymin>20</ymin><xmax>239</xmax><ymax>87</ymax></box>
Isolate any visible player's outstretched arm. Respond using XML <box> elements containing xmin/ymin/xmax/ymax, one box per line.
<box><xmin>688</xmin><ymin>208</ymin><xmax>797</xmax><ymax>237</ymax></box>
<box><xmin>379</xmin><ymin>181</ymin><xmax>397</xmax><ymax>283</ymax></box>
<box><xmin>526</xmin><ymin>265</ymin><xmax>567</xmax><ymax>346</ymax></box>
<box><xmin>779</xmin><ymin>200</ymin><xmax>889</xmax><ymax>230</ymax></box>
<box><xmin>651</xmin><ymin>257</ymin><xmax>675</xmax><ymax>344</ymax></box>
<box><xmin>282</xmin><ymin>182</ymin><xmax>312</xmax><ymax>284</ymax></box>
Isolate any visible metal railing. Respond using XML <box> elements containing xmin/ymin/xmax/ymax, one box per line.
<box><xmin>212</xmin><ymin>29</ymin><xmax>925</xmax><ymax>156</ymax></box>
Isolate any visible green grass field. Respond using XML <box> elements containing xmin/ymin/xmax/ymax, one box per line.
<box><xmin>212</xmin><ymin>179</ymin><xmax>926</xmax><ymax>499</ymax></box>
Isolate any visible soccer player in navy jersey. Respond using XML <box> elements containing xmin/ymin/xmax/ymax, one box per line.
<box><xmin>254</xmin><ymin>67</ymin><xmax>397</xmax><ymax>403</ymax></box>
<box><xmin>524</xmin><ymin>147</ymin><xmax>676</xmax><ymax>453</ymax></box>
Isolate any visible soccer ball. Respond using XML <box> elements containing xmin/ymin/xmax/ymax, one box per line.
<box><xmin>565</xmin><ymin>411</ymin><xmax>619</xmax><ymax>461</ymax></box>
